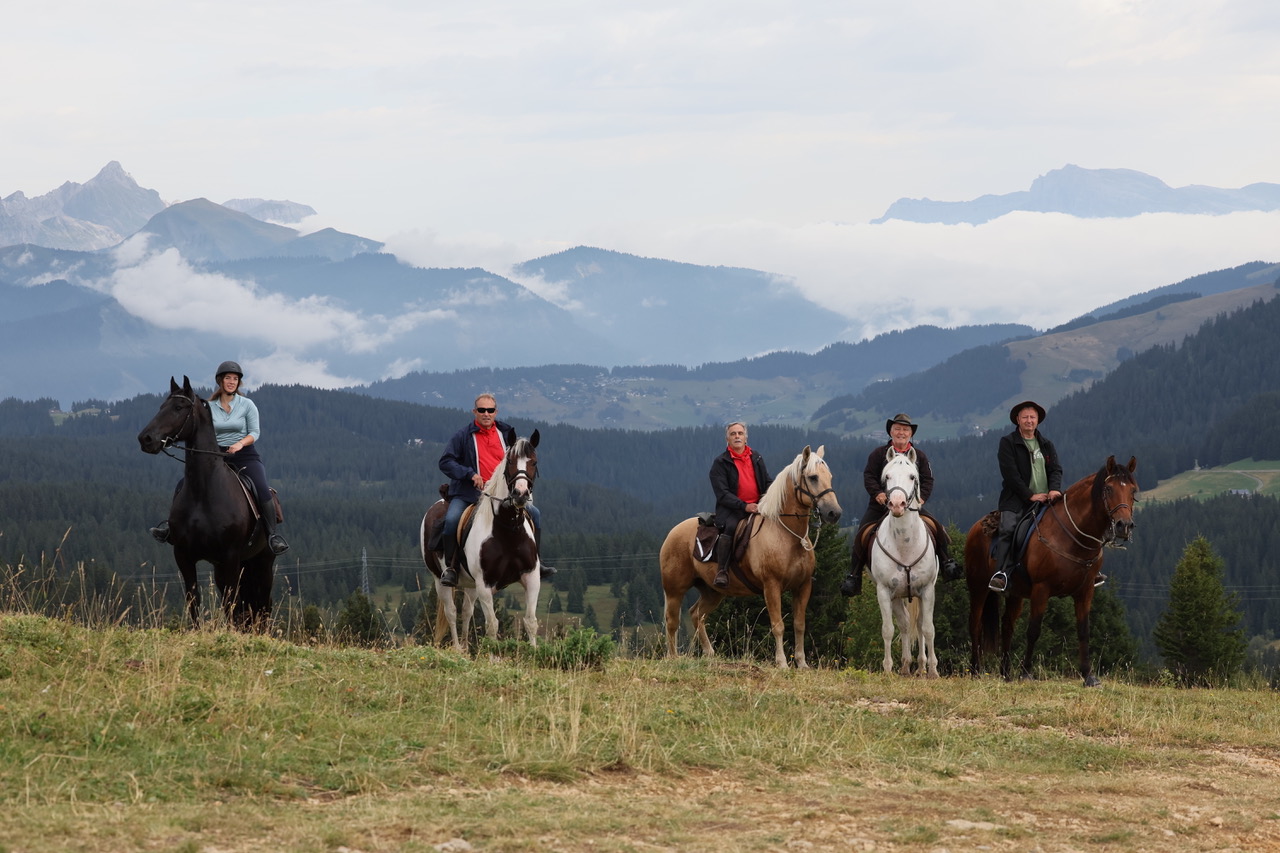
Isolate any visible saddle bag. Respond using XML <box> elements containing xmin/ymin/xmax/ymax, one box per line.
<box><xmin>693</xmin><ymin>513</ymin><xmax>719</xmax><ymax>563</ymax></box>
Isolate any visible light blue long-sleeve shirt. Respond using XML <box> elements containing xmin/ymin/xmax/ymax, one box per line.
<box><xmin>209</xmin><ymin>394</ymin><xmax>261</xmax><ymax>447</ymax></box>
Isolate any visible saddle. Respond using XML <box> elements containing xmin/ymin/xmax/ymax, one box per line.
<box><xmin>980</xmin><ymin>506</ymin><xmax>1046</xmax><ymax>568</ymax></box>
<box><xmin>232</xmin><ymin>472</ymin><xmax>283</xmax><ymax>524</ymax></box>
<box><xmin>692</xmin><ymin>512</ymin><xmax>763</xmax><ymax>593</ymax></box>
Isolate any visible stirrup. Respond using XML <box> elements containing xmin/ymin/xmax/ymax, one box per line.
<box><xmin>268</xmin><ymin>534</ymin><xmax>290</xmax><ymax>555</ymax></box>
<box><xmin>439</xmin><ymin>567</ymin><xmax>458</xmax><ymax>587</ymax></box>
<box><xmin>150</xmin><ymin>521</ymin><xmax>170</xmax><ymax>544</ymax></box>
<box><xmin>988</xmin><ymin>571</ymin><xmax>1008</xmax><ymax>593</ymax></box>
<box><xmin>1094</xmin><ymin>572</ymin><xmax>1107</xmax><ymax>588</ymax></box>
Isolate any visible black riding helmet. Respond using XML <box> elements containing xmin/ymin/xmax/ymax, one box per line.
<box><xmin>215</xmin><ymin>360</ymin><xmax>244</xmax><ymax>381</ymax></box>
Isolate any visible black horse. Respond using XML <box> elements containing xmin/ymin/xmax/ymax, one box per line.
<box><xmin>138</xmin><ymin>376</ymin><xmax>275</xmax><ymax>628</ymax></box>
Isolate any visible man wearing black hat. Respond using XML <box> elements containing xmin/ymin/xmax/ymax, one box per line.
<box><xmin>840</xmin><ymin>413</ymin><xmax>960</xmax><ymax>596</ymax></box>
<box><xmin>989</xmin><ymin>400</ymin><xmax>1063</xmax><ymax>592</ymax></box>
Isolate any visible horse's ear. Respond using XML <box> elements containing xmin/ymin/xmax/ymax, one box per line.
<box><xmin>1127</xmin><ymin>456</ymin><xmax>1137</xmax><ymax>473</ymax></box>
<box><xmin>169</xmin><ymin>377</ymin><xmax>180</xmax><ymax>394</ymax></box>
<box><xmin>1105</xmin><ymin>455</ymin><xmax>1117</xmax><ymax>473</ymax></box>
<box><xmin>181</xmin><ymin>376</ymin><xmax>193</xmax><ymax>395</ymax></box>
<box><xmin>801</xmin><ymin>445</ymin><xmax>812</xmax><ymax>466</ymax></box>
<box><xmin>815</xmin><ymin>444</ymin><xmax>825</xmax><ymax>458</ymax></box>
<box><xmin>906</xmin><ymin>447</ymin><xmax>917</xmax><ymax>464</ymax></box>
<box><xmin>529</xmin><ymin>429</ymin><xmax>539</xmax><ymax>449</ymax></box>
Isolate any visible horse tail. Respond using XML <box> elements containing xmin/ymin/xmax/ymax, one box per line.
<box><xmin>981</xmin><ymin>591</ymin><xmax>1000</xmax><ymax>654</ymax></box>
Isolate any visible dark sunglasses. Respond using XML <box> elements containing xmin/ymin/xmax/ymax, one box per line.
<box><xmin>475</xmin><ymin>407</ymin><xmax>496</xmax><ymax>414</ymax></box>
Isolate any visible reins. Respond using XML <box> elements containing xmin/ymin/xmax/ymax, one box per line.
<box><xmin>1038</xmin><ymin>474</ymin><xmax>1134</xmax><ymax>566</ymax></box>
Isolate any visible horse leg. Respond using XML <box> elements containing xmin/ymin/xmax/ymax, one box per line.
<box><xmin>173</xmin><ymin>549</ymin><xmax>201</xmax><ymax>627</ymax></box>
<box><xmin>460</xmin><ymin>587</ymin><xmax>478</xmax><ymax>649</ymax></box>
<box><xmin>690</xmin><ymin>591</ymin><xmax>724</xmax><ymax>658</ymax></box>
<box><xmin>919</xmin><ymin>585</ymin><xmax>939</xmax><ymax>679</ymax></box>
<box><xmin>790</xmin><ymin>578</ymin><xmax>813</xmax><ymax>670</ymax></box>
<box><xmin>663</xmin><ymin>590</ymin><xmax>684</xmax><ymax>657</ymax></box>
<box><xmin>473</xmin><ymin>584</ymin><xmax>500</xmax><ymax>642</ymax></box>
<box><xmin>759</xmin><ymin>581</ymin><xmax>790</xmax><ymax>668</ymax></box>
<box><xmin>520</xmin><ymin>574</ymin><xmax>540</xmax><ymax>648</ymax></box>
<box><xmin>895</xmin><ymin>598</ymin><xmax>915</xmax><ymax>676</ymax></box>
<box><xmin>1074</xmin><ymin>593</ymin><xmax>1100</xmax><ymax>687</ymax></box>
<box><xmin>1019</xmin><ymin>590</ymin><xmax>1051</xmax><ymax>680</ymax></box>
<box><xmin>964</xmin><ymin>524</ymin><xmax>993</xmax><ymax>676</ymax></box>
<box><xmin>999</xmin><ymin>595</ymin><xmax>1025</xmax><ymax>681</ymax></box>
<box><xmin>433</xmin><ymin>576</ymin><xmax>462</xmax><ymax>651</ymax></box>
<box><xmin>875</xmin><ymin>582</ymin><xmax>897</xmax><ymax>674</ymax></box>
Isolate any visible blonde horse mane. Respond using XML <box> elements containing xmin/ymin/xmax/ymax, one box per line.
<box><xmin>757</xmin><ymin>446</ymin><xmax>826</xmax><ymax>520</ymax></box>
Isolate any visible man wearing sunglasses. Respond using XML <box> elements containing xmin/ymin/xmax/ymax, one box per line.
<box><xmin>437</xmin><ymin>393</ymin><xmax>555</xmax><ymax>586</ymax></box>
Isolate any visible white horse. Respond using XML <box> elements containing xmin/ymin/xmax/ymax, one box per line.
<box><xmin>868</xmin><ymin>448</ymin><xmax>939</xmax><ymax>677</ymax></box>
<box><xmin>419</xmin><ymin>432</ymin><xmax>542</xmax><ymax>650</ymax></box>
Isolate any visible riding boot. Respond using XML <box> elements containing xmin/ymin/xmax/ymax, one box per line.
<box><xmin>149</xmin><ymin>520</ymin><xmax>170</xmax><ymax>544</ymax></box>
<box><xmin>841</xmin><ymin>536</ymin><xmax>865</xmax><ymax>596</ymax></box>
<box><xmin>712</xmin><ymin>534</ymin><xmax>732</xmax><ymax>588</ymax></box>
<box><xmin>989</xmin><ymin>535</ymin><xmax>1011</xmax><ymax>592</ymax></box>
<box><xmin>262</xmin><ymin>503</ymin><xmax>289</xmax><ymax>555</ymax></box>
<box><xmin>440</xmin><ymin>538</ymin><xmax>459</xmax><ymax>587</ymax></box>
<box><xmin>941</xmin><ymin>555</ymin><xmax>962</xmax><ymax>582</ymax></box>
<box><xmin>534</xmin><ymin>527</ymin><xmax>556</xmax><ymax>580</ymax></box>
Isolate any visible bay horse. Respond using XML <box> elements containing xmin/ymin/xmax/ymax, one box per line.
<box><xmin>964</xmin><ymin>455</ymin><xmax>1138</xmax><ymax>686</ymax></box>
<box><xmin>137</xmin><ymin>377</ymin><xmax>275</xmax><ymax>628</ymax></box>
<box><xmin>868</xmin><ymin>448</ymin><xmax>939</xmax><ymax>677</ymax></box>
<box><xmin>660</xmin><ymin>445</ymin><xmax>842</xmax><ymax>669</ymax></box>
<box><xmin>419</xmin><ymin>431</ymin><xmax>541</xmax><ymax>650</ymax></box>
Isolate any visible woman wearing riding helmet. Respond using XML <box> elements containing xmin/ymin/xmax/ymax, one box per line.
<box><xmin>149</xmin><ymin>361</ymin><xmax>289</xmax><ymax>555</ymax></box>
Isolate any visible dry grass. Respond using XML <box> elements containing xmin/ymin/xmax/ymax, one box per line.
<box><xmin>1</xmin><ymin>611</ymin><xmax>1278</xmax><ymax>851</ymax></box>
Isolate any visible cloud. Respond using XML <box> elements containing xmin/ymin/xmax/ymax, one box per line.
<box><xmin>591</xmin><ymin>210</ymin><xmax>1280</xmax><ymax>339</ymax></box>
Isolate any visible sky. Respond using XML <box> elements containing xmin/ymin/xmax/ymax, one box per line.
<box><xmin>5</xmin><ymin>1</ymin><xmax>1280</xmax><ymax>356</ymax></box>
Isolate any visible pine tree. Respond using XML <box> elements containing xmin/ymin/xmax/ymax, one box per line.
<box><xmin>1153</xmin><ymin>536</ymin><xmax>1246</xmax><ymax>686</ymax></box>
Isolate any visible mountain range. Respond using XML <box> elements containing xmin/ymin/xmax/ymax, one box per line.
<box><xmin>3</xmin><ymin>162</ymin><xmax>1279</xmax><ymax>431</ymax></box>
<box><xmin>873</xmin><ymin>164</ymin><xmax>1280</xmax><ymax>225</ymax></box>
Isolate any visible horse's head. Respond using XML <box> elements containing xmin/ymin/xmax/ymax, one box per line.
<box><xmin>137</xmin><ymin>376</ymin><xmax>203</xmax><ymax>454</ymax></box>
<box><xmin>1095</xmin><ymin>455</ymin><xmax>1139</xmax><ymax>547</ymax></box>
<box><xmin>881</xmin><ymin>448</ymin><xmax>920</xmax><ymax>518</ymax></box>
<box><xmin>500</xmin><ymin>429</ymin><xmax>539</xmax><ymax>508</ymax></box>
<box><xmin>797</xmin><ymin>444</ymin><xmax>842</xmax><ymax>526</ymax></box>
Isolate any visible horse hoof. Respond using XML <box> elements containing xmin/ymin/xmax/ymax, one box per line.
<box><xmin>1084</xmin><ymin>675</ymin><xmax>1102</xmax><ymax>688</ymax></box>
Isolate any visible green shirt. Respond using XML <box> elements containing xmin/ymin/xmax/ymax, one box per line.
<box><xmin>1024</xmin><ymin>437</ymin><xmax>1048</xmax><ymax>495</ymax></box>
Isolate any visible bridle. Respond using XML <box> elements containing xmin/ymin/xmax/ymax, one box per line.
<box><xmin>1040</xmin><ymin>473</ymin><xmax>1136</xmax><ymax>564</ymax></box>
<box><xmin>772</xmin><ymin>460</ymin><xmax>836</xmax><ymax>551</ymax></box>
<box><xmin>155</xmin><ymin>394</ymin><xmax>226</xmax><ymax>462</ymax></box>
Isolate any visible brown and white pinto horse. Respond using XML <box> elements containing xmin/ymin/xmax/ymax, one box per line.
<box><xmin>964</xmin><ymin>455</ymin><xmax>1138</xmax><ymax>686</ymax></box>
<box><xmin>420</xmin><ymin>431</ymin><xmax>542</xmax><ymax>650</ymax></box>
<box><xmin>660</xmin><ymin>445</ymin><xmax>842</xmax><ymax>668</ymax></box>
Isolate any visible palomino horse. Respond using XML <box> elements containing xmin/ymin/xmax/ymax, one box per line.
<box><xmin>420</xmin><ymin>431</ymin><xmax>542</xmax><ymax>650</ymax></box>
<box><xmin>964</xmin><ymin>455</ymin><xmax>1138</xmax><ymax>686</ymax></box>
<box><xmin>661</xmin><ymin>445</ymin><xmax>842</xmax><ymax>668</ymax></box>
<box><xmin>137</xmin><ymin>377</ymin><xmax>275</xmax><ymax>628</ymax></box>
<box><xmin>868</xmin><ymin>448</ymin><xmax>939</xmax><ymax>677</ymax></box>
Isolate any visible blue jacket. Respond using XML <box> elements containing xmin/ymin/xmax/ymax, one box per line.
<box><xmin>439</xmin><ymin>419</ymin><xmax>517</xmax><ymax>503</ymax></box>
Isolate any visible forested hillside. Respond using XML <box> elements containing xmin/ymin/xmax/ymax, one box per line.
<box><xmin>4</xmin><ymin>290</ymin><xmax>1280</xmax><ymax>658</ymax></box>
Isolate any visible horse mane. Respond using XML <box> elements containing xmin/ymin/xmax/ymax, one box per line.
<box><xmin>757</xmin><ymin>449</ymin><xmax>825</xmax><ymax>520</ymax></box>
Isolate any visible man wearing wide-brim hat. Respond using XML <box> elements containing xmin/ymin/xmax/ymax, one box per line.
<box><xmin>988</xmin><ymin>400</ymin><xmax>1063</xmax><ymax>592</ymax></box>
<box><xmin>840</xmin><ymin>413</ymin><xmax>961</xmax><ymax>596</ymax></box>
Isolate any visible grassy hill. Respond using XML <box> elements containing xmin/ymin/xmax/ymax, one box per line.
<box><xmin>1140</xmin><ymin>458</ymin><xmax>1280</xmax><ymax>504</ymax></box>
<box><xmin>2</xmin><ymin>613</ymin><xmax>1278</xmax><ymax>851</ymax></box>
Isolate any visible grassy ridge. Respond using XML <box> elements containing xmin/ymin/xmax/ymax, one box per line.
<box><xmin>2</xmin><ymin>614</ymin><xmax>1279</xmax><ymax>851</ymax></box>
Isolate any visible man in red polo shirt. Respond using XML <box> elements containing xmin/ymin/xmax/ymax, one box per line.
<box><xmin>708</xmin><ymin>422</ymin><xmax>773</xmax><ymax>588</ymax></box>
